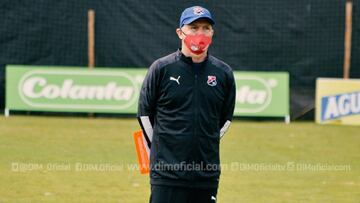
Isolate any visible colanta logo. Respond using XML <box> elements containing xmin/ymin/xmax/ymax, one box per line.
<box><xmin>22</xmin><ymin>78</ymin><xmax>133</xmax><ymax>100</ymax></box>
<box><xmin>321</xmin><ymin>91</ymin><xmax>360</xmax><ymax>121</ymax></box>
<box><xmin>18</xmin><ymin>70</ymin><xmax>139</xmax><ymax>110</ymax></box>
<box><xmin>235</xmin><ymin>76</ymin><xmax>277</xmax><ymax>113</ymax></box>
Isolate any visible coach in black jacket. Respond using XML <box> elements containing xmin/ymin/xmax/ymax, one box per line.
<box><xmin>137</xmin><ymin>6</ymin><xmax>235</xmax><ymax>203</ymax></box>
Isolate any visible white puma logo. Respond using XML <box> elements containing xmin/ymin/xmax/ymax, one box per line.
<box><xmin>211</xmin><ymin>196</ymin><xmax>216</xmax><ymax>201</ymax></box>
<box><xmin>170</xmin><ymin>76</ymin><xmax>180</xmax><ymax>85</ymax></box>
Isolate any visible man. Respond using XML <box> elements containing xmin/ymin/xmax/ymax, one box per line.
<box><xmin>137</xmin><ymin>6</ymin><xmax>235</xmax><ymax>203</ymax></box>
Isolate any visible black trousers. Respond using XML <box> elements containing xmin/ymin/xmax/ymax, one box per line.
<box><xmin>149</xmin><ymin>185</ymin><xmax>218</xmax><ymax>203</ymax></box>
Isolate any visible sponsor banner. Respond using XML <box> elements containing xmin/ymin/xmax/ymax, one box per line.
<box><xmin>233</xmin><ymin>71</ymin><xmax>289</xmax><ymax>117</ymax></box>
<box><xmin>6</xmin><ymin>66</ymin><xmax>289</xmax><ymax>118</ymax></box>
<box><xmin>316</xmin><ymin>78</ymin><xmax>360</xmax><ymax>125</ymax></box>
<box><xmin>6</xmin><ymin>65</ymin><xmax>146</xmax><ymax>113</ymax></box>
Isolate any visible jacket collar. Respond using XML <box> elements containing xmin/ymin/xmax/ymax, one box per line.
<box><xmin>176</xmin><ymin>48</ymin><xmax>209</xmax><ymax>65</ymax></box>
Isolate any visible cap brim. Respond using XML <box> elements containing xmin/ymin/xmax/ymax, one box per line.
<box><xmin>182</xmin><ymin>16</ymin><xmax>215</xmax><ymax>27</ymax></box>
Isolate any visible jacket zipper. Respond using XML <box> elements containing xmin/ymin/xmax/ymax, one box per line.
<box><xmin>192</xmin><ymin>73</ymin><xmax>198</xmax><ymax>181</ymax></box>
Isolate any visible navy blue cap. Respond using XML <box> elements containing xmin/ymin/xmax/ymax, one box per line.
<box><xmin>179</xmin><ymin>6</ymin><xmax>215</xmax><ymax>28</ymax></box>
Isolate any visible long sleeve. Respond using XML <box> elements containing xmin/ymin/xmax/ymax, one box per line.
<box><xmin>219</xmin><ymin>69</ymin><xmax>236</xmax><ymax>139</ymax></box>
<box><xmin>137</xmin><ymin>62</ymin><xmax>160</xmax><ymax>148</ymax></box>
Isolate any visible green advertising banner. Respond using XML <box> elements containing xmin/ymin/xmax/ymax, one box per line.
<box><xmin>6</xmin><ymin>66</ymin><xmax>289</xmax><ymax>120</ymax></box>
<box><xmin>233</xmin><ymin>71</ymin><xmax>289</xmax><ymax>119</ymax></box>
<box><xmin>6</xmin><ymin>65</ymin><xmax>146</xmax><ymax>114</ymax></box>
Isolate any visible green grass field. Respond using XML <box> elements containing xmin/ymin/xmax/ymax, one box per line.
<box><xmin>0</xmin><ymin>116</ymin><xmax>359</xmax><ymax>203</ymax></box>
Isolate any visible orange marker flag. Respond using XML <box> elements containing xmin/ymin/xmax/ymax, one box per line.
<box><xmin>133</xmin><ymin>130</ymin><xmax>150</xmax><ymax>174</ymax></box>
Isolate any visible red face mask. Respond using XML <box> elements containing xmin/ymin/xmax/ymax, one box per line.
<box><xmin>182</xmin><ymin>31</ymin><xmax>212</xmax><ymax>55</ymax></box>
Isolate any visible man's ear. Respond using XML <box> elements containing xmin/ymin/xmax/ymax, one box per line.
<box><xmin>176</xmin><ymin>28</ymin><xmax>184</xmax><ymax>40</ymax></box>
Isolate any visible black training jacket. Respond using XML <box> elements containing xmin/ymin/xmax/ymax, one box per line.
<box><xmin>137</xmin><ymin>49</ymin><xmax>235</xmax><ymax>189</ymax></box>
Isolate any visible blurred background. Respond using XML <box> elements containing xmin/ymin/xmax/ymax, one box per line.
<box><xmin>0</xmin><ymin>0</ymin><xmax>359</xmax><ymax>119</ymax></box>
